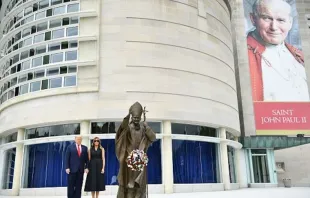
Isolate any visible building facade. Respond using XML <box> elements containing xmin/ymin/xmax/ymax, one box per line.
<box><xmin>0</xmin><ymin>0</ymin><xmax>309</xmax><ymax>197</ymax></box>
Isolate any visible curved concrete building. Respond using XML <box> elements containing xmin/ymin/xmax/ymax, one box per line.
<box><xmin>0</xmin><ymin>0</ymin><xmax>239</xmax><ymax>134</ymax></box>
<box><xmin>0</xmin><ymin>0</ymin><xmax>244</xmax><ymax>196</ymax></box>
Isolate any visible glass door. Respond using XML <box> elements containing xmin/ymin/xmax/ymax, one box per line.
<box><xmin>252</xmin><ymin>154</ymin><xmax>270</xmax><ymax>183</ymax></box>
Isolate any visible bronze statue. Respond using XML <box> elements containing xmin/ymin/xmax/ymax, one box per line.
<box><xmin>115</xmin><ymin>102</ymin><xmax>156</xmax><ymax>198</ymax></box>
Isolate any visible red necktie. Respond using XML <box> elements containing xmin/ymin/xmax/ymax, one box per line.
<box><xmin>77</xmin><ymin>145</ymin><xmax>81</xmax><ymax>157</ymax></box>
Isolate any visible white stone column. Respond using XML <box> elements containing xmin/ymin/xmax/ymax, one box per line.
<box><xmin>80</xmin><ymin>121</ymin><xmax>90</xmax><ymax>147</ymax></box>
<box><xmin>0</xmin><ymin>140</ymin><xmax>5</xmax><ymax>191</ymax></box>
<box><xmin>234</xmin><ymin>137</ymin><xmax>248</xmax><ymax>188</ymax></box>
<box><xmin>80</xmin><ymin>121</ymin><xmax>90</xmax><ymax>196</ymax></box>
<box><xmin>12</xmin><ymin>129</ymin><xmax>25</xmax><ymax>196</ymax></box>
<box><xmin>219</xmin><ymin>128</ymin><xmax>231</xmax><ymax>190</ymax></box>
<box><xmin>162</xmin><ymin>121</ymin><xmax>174</xmax><ymax>193</ymax></box>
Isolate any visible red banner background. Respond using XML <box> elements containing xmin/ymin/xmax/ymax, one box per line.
<box><xmin>254</xmin><ymin>102</ymin><xmax>310</xmax><ymax>130</ymax></box>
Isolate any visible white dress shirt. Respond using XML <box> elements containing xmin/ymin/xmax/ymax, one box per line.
<box><xmin>261</xmin><ymin>43</ymin><xmax>309</xmax><ymax>101</ymax></box>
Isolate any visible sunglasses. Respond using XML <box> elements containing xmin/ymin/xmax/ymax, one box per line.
<box><xmin>94</xmin><ymin>140</ymin><xmax>100</xmax><ymax>142</ymax></box>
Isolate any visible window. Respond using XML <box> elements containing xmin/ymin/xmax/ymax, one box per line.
<box><xmin>49</xmin><ymin>77</ymin><xmax>62</xmax><ymax>89</ymax></box>
<box><xmin>51</xmin><ymin>53</ymin><xmax>63</xmax><ymax>63</ymax></box>
<box><xmin>14</xmin><ymin>21</ymin><xmax>20</xmax><ymax>28</ymax></box>
<box><xmin>24</xmin><ymin>38</ymin><xmax>32</xmax><ymax>46</ymax></box>
<box><xmin>46</xmin><ymin>9</ymin><xmax>53</xmax><ymax>17</ymax></box>
<box><xmin>51</xmin><ymin>0</ymin><xmax>62</xmax><ymax>5</ymax></box>
<box><xmin>11</xmin><ymin>66</ymin><xmax>17</xmax><ymax>74</ymax></box>
<box><xmin>69</xmin><ymin>41</ymin><xmax>78</xmax><ymax>48</ymax></box>
<box><xmin>60</xmin><ymin>66</ymin><xmax>68</xmax><ymax>74</ymax></box>
<box><xmin>172</xmin><ymin>140</ymin><xmax>216</xmax><ymax>183</ymax></box>
<box><xmin>11</xmin><ymin>78</ymin><xmax>18</xmax><ymax>86</ymax></box>
<box><xmin>39</xmin><ymin>0</ymin><xmax>49</xmax><ymax>9</ymax></box>
<box><xmin>30</xmin><ymin>81</ymin><xmax>41</xmax><ymax>92</ymax></box>
<box><xmin>32</xmin><ymin>57</ymin><xmax>43</xmax><ymax>67</ymax></box>
<box><xmin>3</xmin><ymin>149</ymin><xmax>15</xmax><ymax>189</ymax></box>
<box><xmin>19</xmin><ymin>41</ymin><xmax>24</xmax><ymax>48</ymax></box>
<box><xmin>15</xmin><ymin>32</ymin><xmax>21</xmax><ymax>42</ymax></box>
<box><xmin>66</xmin><ymin>51</ymin><xmax>77</xmax><ymax>61</ymax></box>
<box><xmin>47</xmin><ymin>68</ymin><xmax>59</xmax><ymax>76</ymax></box>
<box><xmin>70</xmin><ymin>17</ymin><xmax>79</xmax><ymax>24</ymax></box>
<box><xmin>30</xmin><ymin>26</ymin><xmax>36</xmax><ymax>35</ymax></box>
<box><xmin>9</xmin><ymin>58</ymin><xmax>13</xmax><ymax>66</ymax></box>
<box><xmin>21</xmin><ymin>60</ymin><xmax>30</xmax><ymax>70</ymax></box>
<box><xmin>17</xmin><ymin>64</ymin><xmax>22</xmax><ymax>72</ymax></box>
<box><xmin>13</xmin><ymin>54</ymin><xmax>19</xmax><ymax>64</ymax></box>
<box><xmin>63</xmin><ymin>18</ymin><xmax>70</xmax><ymax>26</ymax></box>
<box><xmin>20</xmin><ymin>51</ymin><xmax>29</xmax><ymax>60</ymax></box>
<box><xmin>24</xmin><ymin>15</ymin><xmax>34</xmax><ymax>23</ymax></box>
<box><xmin>2</xmin><ymin>93</ymin><xmax>8</xmax><ymax>103</ymax></box>
<box><xmin>18</xmin><ymin>74</ymin><xmax>27</xmax><ymax>83</ymax></box>
<box><xmin>26</xmin><ymin>127</ymin><xmax>50</xmax><ymax>139</ymax></box>
<box><xmin>45</xmin><ymin>31</ymin><xmax>51</xmax><ymax>41</ymax></box>
<box><xmin>15</xmin><ymin>87</ymin><xmax>19</xmax><ymax>96</ymax></box>
<box><xmin>9</xmin><ymin>20</ymin><xmax>14</xmax><ymax>29</ymax></box>
<box><xmin>20</xmin><ymin>83</ymin><xmax>29</xmax><ymax>94</ymax></box>
<box><xmin>68</xmin><ymin>65</ymin><xmax>77</xmax><ymax>73</ymax></box>
<box><xmin>67</xmin><ymin>3</ymin><xmax>79</xmax><ymax>13</ymax></box>
<box><xmin>34</xmin><ymin>34</ymin><xmax>44</xmax><ymax>43</ymax></box>
<box><xmin>36</xmin><ymin>46</ymin><xmax>46</xmax><ymax>54</ymax></box>
<box><xmin>228</xmin><ymin>146</ymin><xmax>236</xmax><ymax>183</ymax></box>
<box><xmin>13</xmin><ymin>44</ymin><xmax>18</xmax><ymax>51</ymax></box>
<box><xmin>8</xmin><ymin>90</ymin><xmax>15</xmax><ymax>99</ymax></box>
<box><xmin>49</xmin><ymin>77</ymin><xmax>62</xmax><ymax>88</ymax></box>
<box><xmin>61</xmin><ymin>42</ymin><xmax>68</xmax><ymax>49</ymax></box>
<box><xmin>50</xmin><ymin>19</ymin><xmax>62</xmax><ymax>28</ymax></box>
<box><xmin>6</xmin><ymin>133</ymin><xmax>17</xmax><ymax>143</ymax></box>
<box><xmin>53</xmin><ymin>6</ymin><xmax>66</xmax><ymax>15</ymax></box>
<box><xmin>171</xmin><ymin>123</ymin><xmax>216</xmax><ymax>137</ymax></box>
<box><xmin>22</xmin><ymin>28</ymin><xmax>31</xmax><ymax>38</ymax></box>
<box><xmin>22</xmin><ymin>60</ymin><xmax>31</xmax><ymax>70</ymax></box>
<box><xmin>49</xmin><ymin>43</ymin><xmax>61</xmax><ymax>51</ymax></box>
<box><xmin>67</xmin><ymin>26</ymin><xmax>78</xmax><ymax>36</ymax></box>
<box><xmin>28</xmin><ymin>72</ymin><xmax>33</xmax><ymax>80</ymax></box>
<box><xmin>52</xmin><ymin>29</ymin><xmax>64</xmax><ymax>39</ymax></box>
<box><xmin>25</xmin><ymin>141</ymin><xmax>80</xmax><ymax>187</ymax></box>
<box><xmin>33</xmin><ymin>3</ymin><xmax>38</xmax><ymax>12</ymax></box>
<box><xmin>16</xmin><ymin>11</ymin><xmax>23</xmax><ymax>21</ymax></box>
<box><xmin>41</xmin><ymin>79</ymin><xmax>48</xmax><ymax>90</ymax></box>
<box><xmin>3</xmin><ymin>83</ymin><xmax>8</xmax><ymax>91</ymax></box>
<box><xmin>30</xmin><ymin>49</ymin><xmax>35</xmax><ymax>56</ymax></box>
<box><xmin>43</xmin><ymin>55</ymin><xmax>50</xmax><ymax>65</ymax></box>
<box><xmin>24</xmin><ymin>6</ymin><xmax>33</xmax><ymax>16</ymax></box>
<box><xmin>64</xmin><ymin>76</ymin><xmax>76</xmax><ymax>87</ymax></box>
<box><xmin>36</xmin><ymin>11</ymin><xmax>45</xmax><ymax>20</ymax></box>
<box><xmin>37</xmin><ymin>22</ymin><xmax>48</xmax><ymax>32</ymax></box>
<box><xmin>34</xmin><ymin>70</ymin><xmax>45</xmax><ymax>78</ymax></box>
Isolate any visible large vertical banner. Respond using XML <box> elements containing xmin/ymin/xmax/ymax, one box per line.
<box><xmin>243</xmin><ymin>0</ymin><xmax>310</xmax><ymax>135</ymax></box>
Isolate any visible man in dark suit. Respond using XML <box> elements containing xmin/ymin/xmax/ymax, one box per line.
<box><xmin>66</xmin><ymin>136</ymin><xmax>89</xmax><ymax>198</ymax></box>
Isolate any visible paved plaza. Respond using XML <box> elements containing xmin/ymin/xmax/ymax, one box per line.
<box><xmin>1</xmin><ymin>188</ymin><xmax>310</xmax><ymax>198</ymax></box>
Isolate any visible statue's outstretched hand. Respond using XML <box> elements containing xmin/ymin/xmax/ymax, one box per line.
<box><xmin>143</xmin><ymin>121</ymin><xmax>148</xmax><ymax>128</ymax></box>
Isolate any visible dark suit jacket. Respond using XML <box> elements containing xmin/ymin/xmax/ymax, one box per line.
<box><xmin>65</xmin><ymin>143</ymin><xmax>89</xmax><ymax>173</ymax></box>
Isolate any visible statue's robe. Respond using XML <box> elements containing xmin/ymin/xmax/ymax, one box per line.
<box><xmin>115</xmin><ymin>114</ymin><xmax>156</xmax><ymax>198</ymax></box>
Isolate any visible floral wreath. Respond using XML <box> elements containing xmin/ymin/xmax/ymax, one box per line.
<box><xmin>126</xmin><ymin>149</ymin><xmax>149</xmax><ymax>171</ymax></box>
